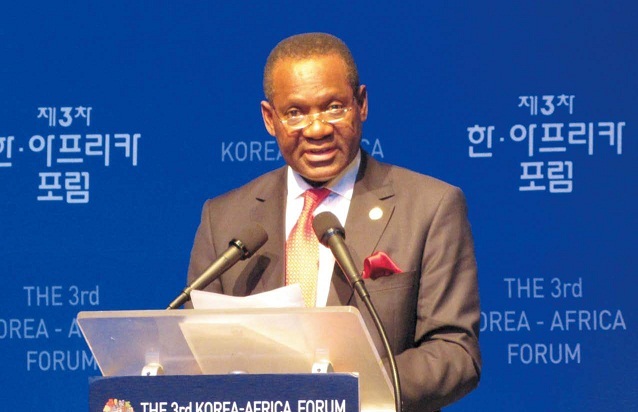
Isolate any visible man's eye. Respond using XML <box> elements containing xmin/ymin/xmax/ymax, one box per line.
<box><xmin>327</xmin><ymin>104</ymin><xmax>344</xmax><ymax>112</ymax></box>
<box><xmin>285</xmin><ymin>109</ymin><xmax>302</xmax><ymax>118</ymax></box>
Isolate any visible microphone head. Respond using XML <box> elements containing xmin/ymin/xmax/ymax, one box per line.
<box><xmin>232</xmin><ymin>223</ymin><xmax>268</xmax><ymax>259</ymax></box>
<box><xmin>312</xmin><ymin>211</ymin><xmax>345</xmax><ymax>246</ymax></box>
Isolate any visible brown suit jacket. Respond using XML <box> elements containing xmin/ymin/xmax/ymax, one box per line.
<box><xmin>187</xmin><ymin>151</ymin><xmax>481</xmax><ymax>411</ymax></box>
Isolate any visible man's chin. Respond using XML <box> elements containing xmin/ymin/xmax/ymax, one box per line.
<box><xmin>298</xmin><ymin>166</ymin><xmax>341</xmax><ymax>185</ymax></box>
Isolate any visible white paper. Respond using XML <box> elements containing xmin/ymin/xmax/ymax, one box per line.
<box><xmin>190</xmin><ymin>284</ymin><xmax>305</xmax><ymax>309</ymax></box>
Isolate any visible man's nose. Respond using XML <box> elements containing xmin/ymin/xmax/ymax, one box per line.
<box><xmin>302</xmin><ymin>118</ymin><xmax>333</xmax><ymax>139</ymax></box>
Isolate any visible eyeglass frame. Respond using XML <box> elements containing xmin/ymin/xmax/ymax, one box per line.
<box><xmin>270</xmin><ymin>96</ymin><xmax>358</xmax><ymax>131</ymax></box>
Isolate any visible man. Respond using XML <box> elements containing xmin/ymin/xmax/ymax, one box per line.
<box><xmin>187</xmin><ymin>33</ymin><xmax>481</xmax><ymax>411</ymax></box>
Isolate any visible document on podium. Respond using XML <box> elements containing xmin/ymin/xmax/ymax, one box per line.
<box><xmin>190</xmin><ymin>284</ymin><xmax>305</xmax><ymax>310</ymax></box>
<box><xmin>183</xmin><ymin>285</ymin><xmax>311</xmax><ymax>374</ymax></box>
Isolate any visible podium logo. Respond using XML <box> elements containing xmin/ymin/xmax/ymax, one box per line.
<box><xmin>103</xmin><ymin>398</ymin><xmax>134</xmax><ymax>412</ymax></box>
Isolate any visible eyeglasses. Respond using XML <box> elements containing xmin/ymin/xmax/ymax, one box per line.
<box><xmin>273</xmin><ymin>98</ymin><xmax>356</xmax><ymax>131</ymax></box>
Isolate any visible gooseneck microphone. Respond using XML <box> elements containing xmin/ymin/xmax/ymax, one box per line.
<box><xmin>167</xmin><ymin>223</ymin><xmax>268</xmax><ymax>310</ymax></box>
<box><xmin>313</xmin><ymin>211</ymin><xmax>403</xmax><ymax>412</ymax></box>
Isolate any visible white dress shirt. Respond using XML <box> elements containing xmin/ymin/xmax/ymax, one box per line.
<box><xmin>285</xmin><ymin>150</ymin><xmax>361</xmax><ymax>306</ymax></box>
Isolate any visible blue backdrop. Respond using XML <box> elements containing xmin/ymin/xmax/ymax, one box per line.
<box><xmin>1</xmin><ymin>1</ymin><xmax>635</xmax><ymax>410</ymax></box>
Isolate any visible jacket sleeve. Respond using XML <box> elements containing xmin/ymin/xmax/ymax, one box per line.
<box><xmin>393</xmin><ymin>186</ymin><xmax>481</xmax><ymax>412</ymax></box>
<box><xmin>184</xmin><ymin>199</ymin><xmax>223</xmax><ymax>308</ymax></box>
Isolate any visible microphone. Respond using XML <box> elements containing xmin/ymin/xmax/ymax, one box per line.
<box><xmin>167</xmin><ymin>223</ymin><xmax>268</xmax><ymax>309</ymax></box>
<box><xmin>312</xmin><ymin>212</ymin><xmax>368</xmax><ymax>299</ymax></box>
<box><xmin>312</xmin><ymin>211</ymin><xmax>402</xmax><ymax>412</ymax></box>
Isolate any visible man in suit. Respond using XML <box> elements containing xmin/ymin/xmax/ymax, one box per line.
<box><xmin>187</xmin><ymin>33</ymin><xmax>481</xmax><ymax>411</ymax></box>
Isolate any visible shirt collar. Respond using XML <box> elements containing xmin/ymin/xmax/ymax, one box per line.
<box><xmin>287</xmin><ymin>149</ymin><xmax>361</xmax><ymax>200</ymax></box>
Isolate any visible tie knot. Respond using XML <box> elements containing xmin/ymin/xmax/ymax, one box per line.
<box><xmin>303</xmin><ymin>187</ymin><xmax>331</xmax><ymax>211</ymax></box>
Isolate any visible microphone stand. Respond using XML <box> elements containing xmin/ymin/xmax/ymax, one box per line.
<box><xmin>350</xmin><ymin>277</ymin><xmax>403</xmax><ymax>412</ymax></box>
<box><xmin>316</xmin><ymin>219</ymin><xmax>403</xmax><ymax>412</ymax></box>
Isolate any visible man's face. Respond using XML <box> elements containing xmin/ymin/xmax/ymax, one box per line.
<box><xmin>261</xmin><ymin>54</ymin><xmax>368</xmax><ymax>183</ymax></box>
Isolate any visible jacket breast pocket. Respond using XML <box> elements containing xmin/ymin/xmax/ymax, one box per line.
<box><xmin>358</xmin><ymin>271</ymin><xmax>419</xmax><ymax>353</ymax></box>
<box><xmin>364</xmin><ymin>270</ymin><xmax>418</xmax><ymax>292</ymax></box>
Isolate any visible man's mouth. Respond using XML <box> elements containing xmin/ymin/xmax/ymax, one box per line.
<box><xmin>304</xmin><ymin>147</ymin><xmax>337</xmax><ymax>162</ymax></box>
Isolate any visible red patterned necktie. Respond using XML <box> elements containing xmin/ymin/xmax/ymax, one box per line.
<box><xmin>286</xmin><ymin>187</ymin><xmax>331</xmax><ymax>307</ymax></box>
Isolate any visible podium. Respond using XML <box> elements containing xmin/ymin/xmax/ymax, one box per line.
<box><xmin>78</xmin><ymin>307</ymin><xmax>395</xmax><ymax>412</ymax></box>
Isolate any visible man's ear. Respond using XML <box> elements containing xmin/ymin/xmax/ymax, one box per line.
<box><xmin>261</xmin><ymin>100</ymin><xmax>277</xmax><ymax>136</ymax></box>
<box><xmin>357</xmin><ymin>85</ymin><xmax>368</xmax><ymax>122</ymax></box>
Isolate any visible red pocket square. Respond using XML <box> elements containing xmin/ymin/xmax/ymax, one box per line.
<box><xmin>361</xmin><ymin>251</ymin><xmax>403</xmax><ymax>280</ymax></box>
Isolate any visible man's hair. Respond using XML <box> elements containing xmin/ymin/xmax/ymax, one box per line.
<box><xmin>263</xmin><ymin>32</ymin><xmax>360</xmax><ymax>102</ymax></box>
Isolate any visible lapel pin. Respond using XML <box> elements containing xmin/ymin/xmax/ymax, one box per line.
<box><xmin>369</xmin><ymin>206</ymin><xmax>383</xmax><ymax>221</ymax></box>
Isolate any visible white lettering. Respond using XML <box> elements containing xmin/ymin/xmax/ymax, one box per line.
<box><xmin>507</xmin><ymin>343</ymin><xmax>581</xmax><ymax>364</ymax></box>
<box><xmin>235</xmin><ymin>142</ymin><xmax>247</xmax><ymax>161</ymax></box>
<box><xmin>68</xmin><ymin>318</ymin><xmax>82</xmax><ymax>338</ymax></box>
<box><xmin>297</xmin><ymin>400</ymin><xmax>345</xmax><ymax>412</ymax></box>
<box><xmin>221</xmin><ymin>140</ymin><xmax>384</xmax><ymax>162</ymax></box>
<box><xmin>0</xmin><ymin>318</ymin><xmax>49</xmax><ymax>339</ymax></box>
<box><xmin>23</xmin><ymin>285</ymin><xmax>63</xmax><ymax>306</ymax></box>
<box><xmin>550</xmin><ymin>277</ymin><xmax>583</xmax><ymax>298</ymax></box>
<box><xmin>221</xmin><ymin>141</ymin><xmax>284</xmax><ymax>162</ymax></box>
<box><xmin>550</xmin><ymin>310</ymin><xmax>626</xmax><ymax>331</ymax></box>
<box><xmin>68</xmin><ymin>285</ymin><xmax>99</xmax><ymax>306</ymax></box>
<box><xmin>503</xmin><ymin>277</ymin><xmax>544</xmax><ymax>298</ymax></box>
<box><xmin>26</xmin><ymin>350</ymin><xmax>97</xmax><ymax>371</ymax></box>
<box><xmin>221</xmin><ymin>142</ymin><xmax>234</xmax><ymax>161</ymax></box>
<box><xmin>362</xmin><ymin>138</ymin><xmax>384</xmax><ymax>158</ymax></box>
<box><xmin>480</xmin><ymin>311</ymin><xmax>530</xmax><ymax>332</ymax></box>
<box><xmin>141</xmin><ymin>402</ymin><xmax>168</xmax><ymax>412</ymax></box>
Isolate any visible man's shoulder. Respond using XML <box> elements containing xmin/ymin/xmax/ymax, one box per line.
<box><xmin>366</xmin><ymin>155</ymin><xmax>461</xmax><ymax>197</ymax></box>
<box><xmin>202</xmin><ymin>166</ymin><xmax>286</xmax><ymax>210</ymax></box>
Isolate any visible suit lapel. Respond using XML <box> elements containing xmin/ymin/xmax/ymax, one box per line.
<box><xmin>248</xmin><ymin>155</ymin><xmax>396</xmax><ymax>304</ymax></box>
<box><xmin>327</xmin><ymin>152</ymin><xmax>396</xmax><ymax>305</ymax></box>
<box><xmin>250</xmin><ymin>167</ymin><xmax>287</xmax><ymax>291</ymax></box>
